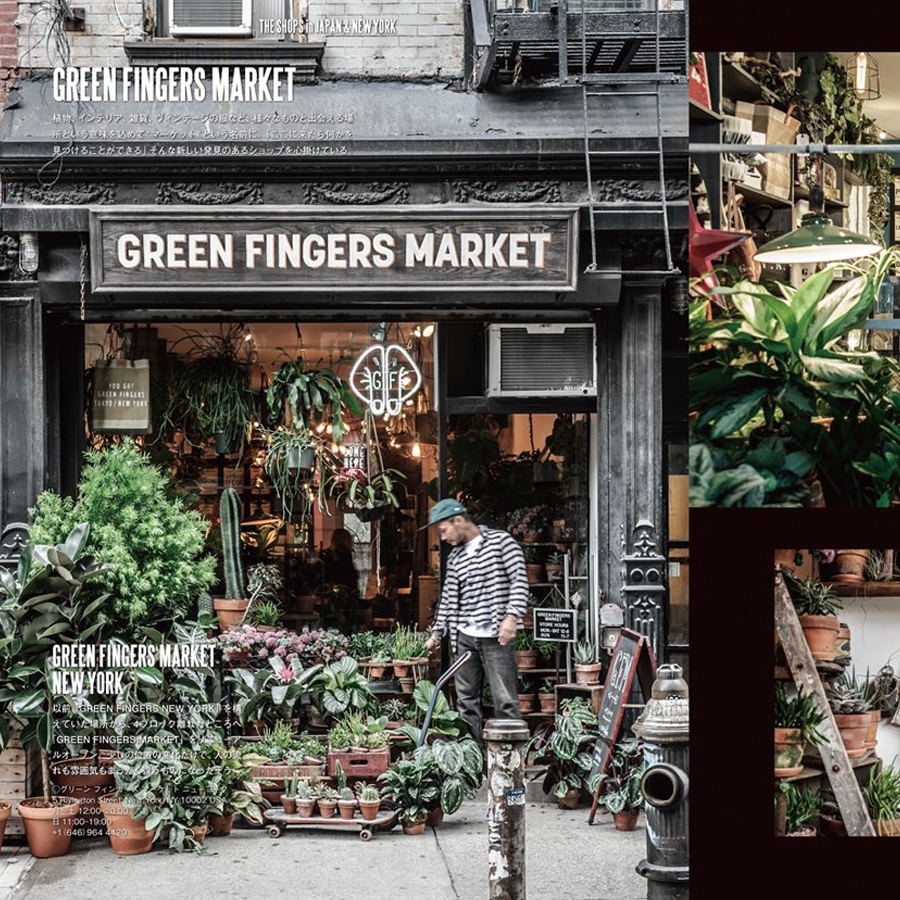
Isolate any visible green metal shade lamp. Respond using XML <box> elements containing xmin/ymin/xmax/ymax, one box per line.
<box><xmin>754</xmin><ymin>184</ymin><xmax>881</xmax><ymax>264</ymax></box>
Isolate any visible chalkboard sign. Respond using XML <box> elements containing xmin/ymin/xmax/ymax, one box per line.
<box><xmin>586</xmin><ymin>628</ymin><xmax>656</xmax><ymax>824</ymax></box>
<box><xmin>532</xmin><ymin>608</ymin><xmax>576</xmax><ymax>643</ymax></box>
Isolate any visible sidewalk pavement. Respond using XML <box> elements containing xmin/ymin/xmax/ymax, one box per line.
<box><xmin>0</xmin><ymin>788</ymin><xmax>651</xmax><ymax>900</ymax></box>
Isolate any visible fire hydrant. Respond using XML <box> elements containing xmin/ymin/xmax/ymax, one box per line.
<box><xmin>631</xmin><ymin>663</ymin><xmax>689</xmax><ymax>900</ymax></box>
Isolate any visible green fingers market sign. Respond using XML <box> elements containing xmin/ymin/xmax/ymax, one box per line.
<box><xmin>89</xmin><ymin>206</ymin><xmax>579</xmax><ymax>292</ymax></box>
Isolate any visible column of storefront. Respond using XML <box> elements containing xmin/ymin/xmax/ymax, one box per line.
<box><xmin>0</xmin><ymin>284</ymin><xmax>45</xmax><ymax>526</ymax></box>
<box><xmin>596</xmin><ymin>280</ymin><xmax>665</xmax><ymax>660</ymax></box>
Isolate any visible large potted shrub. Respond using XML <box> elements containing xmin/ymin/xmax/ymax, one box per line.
<box><xmin>28</xmin><ymin>439</ymin><xmax>217</xmax><ymax>637</ymax></box>
<box><xmin>190</xmin><ymin>742</ymin><xmax>268</xmax><ymax>835</ymax></box>
<box><xmin>376</xmin><ymin>755</ymin><xmax>440</xmax><ymax>834</ymax></box>
<box><xmin>0</xmin><ymin>523</ymin><xmax>111</xmax><ymax>857</ymax></box>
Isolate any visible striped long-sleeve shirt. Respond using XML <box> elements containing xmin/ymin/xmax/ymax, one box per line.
<box><xmin>431</xmin><ymin>526</ymin><xmax>529</xmax><ymax>652</ymax></box>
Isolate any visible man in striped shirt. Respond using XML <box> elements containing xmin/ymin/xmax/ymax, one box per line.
<box><xmin>424</xmin><ymin>498</ymin><xmax>529</xmax><ymax>742</ymax></box>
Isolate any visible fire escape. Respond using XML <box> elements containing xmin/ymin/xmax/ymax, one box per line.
<box><xmin>469</xmin><ymin>0</ymin><xmax>687</xmax><ymax>276</ymax></box>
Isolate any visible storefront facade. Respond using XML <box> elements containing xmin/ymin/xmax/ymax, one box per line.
<box><xmin>0</xmin><ymin>0</ymin><xmax>688</xmax><ymax>671</ymax></box>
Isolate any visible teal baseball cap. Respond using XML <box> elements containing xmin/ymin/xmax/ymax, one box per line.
<box><xmin>422</xmin><ymin>498</ymin><xmax>468</xmax><ymax>529</ymax></box>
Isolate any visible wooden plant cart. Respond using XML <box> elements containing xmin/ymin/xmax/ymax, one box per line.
<box><xmin>263</xmin><ymin>805</ymin><xmax>399</xmax><ymax>841</ymax></box>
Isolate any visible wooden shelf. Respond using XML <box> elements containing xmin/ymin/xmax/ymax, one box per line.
<box><xmin>824</xmin><ymin>581</ymin><xmax>900</xmax><ymax>597</ymax></box>
<box><xmin>721</xmin><ymin>59</ymin><xmax>780</xmax><ymax>103</ymax></box>
<box><xmin>733</xmin><ymin>182</ymin><xmax>793</xmax><ymax>208</ymax></box>
<box><xmin>689</xmin><ymin>98</ymin><xmax>721</xmax><ymax>123</ymax></box>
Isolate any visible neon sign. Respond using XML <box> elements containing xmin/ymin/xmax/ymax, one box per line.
<box><xmin>349</xmin><ymin>343</ymin><xmax>422</xmax><ymax>416</ymax></box>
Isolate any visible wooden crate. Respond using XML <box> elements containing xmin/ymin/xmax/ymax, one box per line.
<box><xmin>556</xmin><ymin>683</ymin><xmax>604</xmax><ymax>717</ymax></box>
<box><xmin>0</xmin><ymin>732</ymin><xmax>41</xmax><ymax>838</ymax></box>
<box><xmin>327</xmin><ymin>747</ymin><xmax>390</xmax><ymax>778</ymax></box>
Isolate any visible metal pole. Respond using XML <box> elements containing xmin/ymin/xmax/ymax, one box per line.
<box><xmin>484</xmin><ymin>718</ymin><xmax>529</xmax><ymax>900</ymax></box>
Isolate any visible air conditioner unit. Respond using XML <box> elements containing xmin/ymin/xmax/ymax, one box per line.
<box><xmin>486</xmin><ymin>324</ymin><xmax>597</xmax><ymax>397</ymax></box>
<box><xmin>170</xmin><ymin>0</ymin><xmax>252</xmax><ymax>36</ymax></box>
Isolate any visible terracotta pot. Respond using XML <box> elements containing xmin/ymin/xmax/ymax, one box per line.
<box><xmin>834</xmin><ymin>622</ymin><xmax>851</xmax><ymax>665</ymax></box>
<box><xmin>819</xmin><ymin>812</ymin><xmax>847</xmax><ymax>837</ymax></box>
<box><xmin>358</xmin><ymin>799</ymin><xmax>381</xmax><ymax>822</ymax></box>
<box><xmin>866</xmin><ymin>708</ymin><xmax>881</xmax><ymax>750</ymax></box>
<box><xmin>574</xmin><ymin>663</ymin><xmax>603</xmax><ymax>686</ymax></box>
<box><xmin>612</xmin><ymin>809</ymin><xmax>639</xmax><ymax>832</ymax></box>
<box><xmin>338</xmin><ymin>800</ymin><xmax>357</xmax><ymax>820</ymax></box>
<box><xmin>774</xmin><ymin>549</ymin><xmax>799</xmax><ymax>574</ymax></box>
<box><xmin>556</xmin><ymin>788</ymin><xmax>582</xmax><ymax>810</ymax></box>
<box><xmin>214</xmin><ymin>598</ymin><xmax>249</xmax><ymax>631</ymax></box>
<box><xmin>0</xmin><ymin>801</ymin><xmax>10</xmax><ymax>852</ymax></box>
<box><xmin>517</xmin><ymin>693</ymin><xmax>536</xmax><ymax>714</ymax></box>
<box><xmin>874</xmin><ymin>817</ymin><xmax>900</xmax><ymax>836</ymax></box>
<box><xmin>774</xmin><ymin>727</ymin><xmax>804</xmax><ymax>777</ymax></box>
<box><xmin>207</xmin><ymin>812</ymin><xmax>235</xmax><ymax>836</ymax></box>
<box><xmin>516</xmin><ymin>650</ymin><xmax>538</xmax><ymax>670</ymax></box>
<box><xmin>538</xmin><ymin>693</ymin><xmax>557</xmax><ymax>714</ymax></box>
<box><xmin>317</xmin><ymin>800</ymin><xmax>337</xmax><ymax>819</ymax></box>
<box><xmin>281</xmin><ymin>796</ymin><xmax>297</xmax><ymax>815</ymax></box>
<box><xmin>402</xmin><ymin>818</ymin><xmax>427</xmax><ymax>835</ymax></box>
<box><xmin>425</xmin><ymin>806</ymin><xmax>444</xmax><ymax>828</ymax></box>
<box><xmin>834</xmin><ymin>712</ymin><xmax>869</xmax><ymax>758</ymax></box>
<box><xmin>368</xmin><ymin>664</ymin><xmax>387</xmax><ymax>680</ymax></box>
<box><xmin>18</xmin><ymin>797</ymin><xmax>81</xmax><ymax>858</ymax></box>
<box><xmin>392</xmin><ymin>661</ymin><xmax>412</xmax><ymax>678</ymax></box>
<box><xmin>190</xmin><ymin>823</ymin><xmax>208</xmax><ymax>845</ymax></box>
<box><xmin>832</xmin><ymin>550</ymin><xmax>870</xmax><ymax>583</ymax></box>
<box><xmin>295</xmin><ymin>799</ymin><xmax>317</xmax><ymax>817</ymax></box>
<box><xmin>797</xmin><ymin>614</ymin><xmax>839</xmax><ymax>661</ymax></box>
<box><xmin>98</xmin><ymin>796</ymin><xmax>154</xmax><ymax>855</ymax></box>
<box><xmin>525</xmin><ymin>564</ymin><xmax>546</xmax><ymax>584</ymax></box>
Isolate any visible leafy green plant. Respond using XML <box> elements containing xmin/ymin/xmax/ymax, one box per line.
<box><xmin>226</xmin><ymin>657</ymin><xmax>323</xmax><ymax>728</ymax></box>
<box><xmin>377</xmin><ymin>756</ymin><xmax>440</xmax><ymax>828</ymax></box>
<box><xmin>574</xmin><ymin>641</ymin><xmax>597</xmax><ymax>665</ymax></box>
<box><xmin>863</xmin><ymin>764</ymin><xmax>900</xmax><ymax>835</ymax></box>
<box><xmin>774</xmin><ymin>682</ymin><xmax>826</xmax><ymax>745</ymax></box>
<box><xmin>325</xmin><ymin>468</ymin><xmax>407</xmax><ymax>513</ymax></box>
<box><xmin>790</xmin><ymin>579</ymin><xmax>842</xmax><ymax>617</ymax></box>
<box><xmin>526</xmin><ymin>708</ymin><xmax>598</xmax><ymax>799</ymax></box>
<box><xmin>411</xmin><ymin>736</ymin><xmax>483</xmax><ymax>816</ymax></box>
<box><xmin>775</xmin><ymin>782</ymin><xmax>820</xmax><ymax>836</ymax></box>
<box><xmin>356</xmin><ymin>782</ymin><xmax>380</xmax><ymax>803</ymax></box>
<box><xmin>262</xmin><ymin>426</ymin><xmax>340</xmax><ymax>521</ymax></box>
<box><xmin>0</xmin><ymin>522</ymin><xmax>112</xmax><ymax>799</ymax></box>
<box><xmin>190</xmin><ymin>742</ymin><xmax>268</xmax><ymax>822</ymax></box>
<box><xmin>828</xmin><ymin>669</ymin><xmax>873</xmax><ymax>714</ymax></box>
<box><xmin>28</xmin><ymin>439</ymin><xmax>217</xmax><ymax>633</ymax></box>
<box><xmin>250</xmin><ymin>599</ymin><xmax>281</xmax><ymax>627</ymax></box>
<box><xmin>266</xmin><ymin>354</ymin><xmax>362</xmax><ymax>441</ymax></box>
<box><xmin>591</xmin><ymin>737</ymin><xmax>645</xmax><ymax>814</ymax></box>
<box><xmin>308</xmin><ymin>656</ymin><xmax>375</xmax><ymax>720</ymax></box>
<box><xmin>158</xmin><ymin>326</ymin><xmax>255</xmax><ymax>455</ymax></box>
<box><xmin>390</xmin><ymin>624</ymin><xmax>428</xmax><ymax>661</ymax></box>
<box><xmin>515</xmin><ymin>630</ymin><xmax>536</xmax><ymax>652</ymax></box>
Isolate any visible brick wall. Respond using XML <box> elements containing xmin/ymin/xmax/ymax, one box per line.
<box><xmin>309</xmin><ymin>0</ymin><xmax>465</xmax><ymax>79</ymax></box>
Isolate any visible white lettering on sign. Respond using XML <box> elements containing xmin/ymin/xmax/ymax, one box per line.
<box><xmin>117</xmin><ymin>233</ymin><xmax>233</xmax><ymax>269</ymax></box>
<box><xmin>404</xmin><ymin>232</ymin><xmax>551</xmax><ymax>268</ymax></box>
<box><xmin>349</xmin><ymin>344</ymin><xmax>422</xmax><ymax>417</ymax></box>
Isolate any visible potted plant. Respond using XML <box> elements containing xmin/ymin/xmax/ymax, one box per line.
<box><xmin>0</xmin><ymin>523</ymin><xmax>113</xmax><ymax>858</ymax></box>
<box><xmin>316</xmin><ymin>784</ymin><xmax>340</xmax><ymax>819</ymax></box>
<box><xmin>790</xmin><ymin>578</ymin><xmax>842</xmax><ymax>662</ymax></box>
<box><xmin>508</xmin><ymin>504</ymin><xmax>553</xmax><ymax>543</ymax></box>
<box><xmin>158</xmin><ymin>325</ymin><xmax>255</xmax><ymax>455</ymax></box>
<box><xmin>538</xmin><ymin>679</ymin><xmax>557</xmax><ymax>714</ymax></box>
<box><xmin>308</xmin><ymin>656</ymin><xmax>376</xmax><ymax>724</ymax></box>
<box><xmin>591</xmin><ymin>737</ymin><xmax>646</xmax><ymax>831</ymax></box>
<box><xmin>526</xmin><ymin>699</ymin><xmax>598</xmax><ymax>809</ymax></box>
<box><xmin>389</xmin><ymin>624</ymin><xmax>429</xmax><ymax>681</ymax></box>
<box><xmin>251</xmin><ymin>598</ymin><xmax>282</xmax><ymax>631</ymax></box>
<box><xmin>334</xmin><ymin>762</ymin><xmax>358</xmax><ymax>819</ymax></box>
<box><xmin>863</xmin><ymin>763</ymin><xmax>900</xmax><ymax>836</ymax></box>
<box><xmin>774</xmin><ymin>682</ymin><xmax>826</xmax><ymax>777</ymax></box>
<box><xmin>192</xmin><ymin>742</ymin><xmax>268</xmax><ymax>836</ymax></box>
<box><xmin>215</xmin><ymin>486</ymin><xmax>249</xmax><ymax>630</ymax></box>
<box><xmin>411</xmin><ymin>736</ymin><xmax>483</xmax><ymax>826</ymax></box>
<box><xmin>294</xmin><ymin>778</ymin><xmax>318</xmax><ymax>817</ymax></box>
<box><xmin>324</xmin><ymin>467</ymin><xmax>407</xmax><ymax>520</ymax></box>
<box><xmin>832</xmin><ymin>549</ymin><xmax>871</xmax><ymax>582</ymax></box>
<box><xmin>515</xmin><ymin>630</ymin><xmax>538</xmax><ymax>669</ymax></box>
<box><xmin>690</xmin><ymin>250</ymin><xmax>900</xmax><ymax>507</ymax></box>
<box><xmin>827</xmin><ymin>670</ymin><xmax>873</xmax><ymax>759</ymax></box>
<box><xmin>245</xmin><ymin>561</ymin><xmax>284</xmax><ymax>623</ymax></box>
<box><xmin>355</xmin><ymin>782</ymin><xmax>382</xmax><ymax>822</ymax></box>
<box><xmin>226</xmin><ymin>657</ymin><xmax>323</xmax><ymax>732</ymax></box>
<box><xmin>517</xmin><ymin>676</ymin><xmax>536</xmax><ymax>714</ymax></box>
<box><xmin>266</xmin><ymin>353</ymin><xmax>362</xmax><ymax>441</ymax></box>
<box><xmin>377</xmin><ymin>755</ymin><xmax>440</xmax><ymax>834</ymax></box>
<box><xmin>544</xmin><ymin>551</ymin><xmax>566</xmax><ymax>580</ymax></box>
<box><xmin>281</xmin><ymin>770</ymin><xmax>300</xmax><ymax>815</ymax></box>
<box><xmin>573</xmin><ymin>640</ymin><xmax>603</xmax><ymax>686</ymax></box>
<box><xmin>775</xmin><ymin>782</ymin><xmax>820</xmax><ymax>837</ymax></box>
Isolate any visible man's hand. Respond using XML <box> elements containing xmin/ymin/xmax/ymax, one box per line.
<box><xmin>497</xmin><ymin>615</ymin><xmax>518</xmax><ymax>646</ymax></box>
<box><xmin>425</xmin><ymin>635</ymin><xmax>439</xmax><ymax>653</ymax></box>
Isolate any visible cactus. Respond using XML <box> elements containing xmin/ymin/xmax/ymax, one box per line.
<box><xmin>220</xmin><ymin>487</ymin><xmax>244</xmax><ymax>599</ymax></box>
<box><xmin>196</xmin><ymin>591</ymin><xmax>214</xmax><ymax>619</ymax></box>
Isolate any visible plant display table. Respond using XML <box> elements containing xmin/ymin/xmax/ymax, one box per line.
<box><xmin>263</xmin><ymin>804</ymin><xmax>399</xmax><ymax>841</ymax></box>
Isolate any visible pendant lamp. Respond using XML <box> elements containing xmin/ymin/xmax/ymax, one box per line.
<box><xmin>845</xmin><ymin>52</ymin><xmax>881</xmax><ymax>101</ymax></box>
<box><xmin>754</xmin><ymin>184</ymin><xmax>881</xmax><ymax>265</ymax></box>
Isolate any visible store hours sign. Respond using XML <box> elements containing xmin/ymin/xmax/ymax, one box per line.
<box><xmin>89</xmin><ymin>206</ymin><xmax>578</xmax><ymax>292</ymax></box>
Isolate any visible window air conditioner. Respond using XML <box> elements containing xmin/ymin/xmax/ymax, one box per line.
<box><xmin>170</xmin><ymin>0</ymin><xmax>252</xmax><ymax>36</ymax></box>
<box><xmin>485</xmin><ymin>324</ymin><xmax>597</xmax><ymax>397</ymax></box>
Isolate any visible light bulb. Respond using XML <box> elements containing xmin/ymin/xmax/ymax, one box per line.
<box><xmin>412</xmin><ymin>441</ymin><xmax>422</xmax><ymax>458</ymax></box>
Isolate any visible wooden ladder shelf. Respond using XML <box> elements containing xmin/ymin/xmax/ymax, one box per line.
<box><xmin>774</xmin><ymin>567</ymin><xmax>875</xmax><ymax>836</ymax></box>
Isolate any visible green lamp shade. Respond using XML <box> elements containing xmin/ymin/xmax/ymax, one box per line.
<box><xmin>754</xmin><ymin>213</ymin><xmax>881</xmax><ymax>264</ymax></box>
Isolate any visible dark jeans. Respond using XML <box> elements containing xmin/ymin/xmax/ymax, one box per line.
<box><xmin>453</xmin><ymin>630</ymin><xmax>520</xmax><ymax>743</ymax></box>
